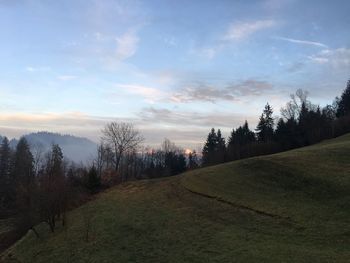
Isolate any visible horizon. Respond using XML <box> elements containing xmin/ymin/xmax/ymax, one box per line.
<box><xmin>0</xmin><ymin>0</ymin><xmax>349</xmax><ymax>149</ymax></box>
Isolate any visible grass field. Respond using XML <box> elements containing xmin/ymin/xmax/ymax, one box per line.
<box><xmin>1</xmin><ymin>134</ymin><xmax>350</xmax><ymax>262</ymax></box>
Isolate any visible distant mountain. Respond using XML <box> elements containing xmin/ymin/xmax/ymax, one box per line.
<box><xmin>7</xmin><ymin>132</ymin><xmax>98</xmax><ymax>164</ymax></box>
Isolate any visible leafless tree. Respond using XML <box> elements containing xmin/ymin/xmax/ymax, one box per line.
<box><xmin>281</xmin><ymin>89</ymin><xmax>313</xmax><ymax>120</ymax></box>
<box><xmin>101</xmin><ymin>122</ymin><xmax>144</xmax><ymax>173</ymax></box>
<box><xmin>31</xmin><ymin>143</ymin><xmax>45</xmax><ymax>176</ymax></box>
<box><xmin>95</xmin><ymin>143</ymin><xmax>106</xmax><ymax>178</ymax></box>
<box><xmin>161</xmin><ymin>138</ymin><xmax>177</xmax><ymax>153</ymax></box>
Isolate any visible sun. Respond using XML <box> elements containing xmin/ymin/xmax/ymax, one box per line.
<box><xmin>184</xmin><ymin>149</ymin><xmax>192</xmax><ymax>155</ymax></box>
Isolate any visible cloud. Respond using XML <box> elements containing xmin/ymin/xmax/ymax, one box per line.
<box><xmin>137</xmin><ymin>107</ymin><xmax>259</xmax><ymax>148</ymax></box>
<box><xmin>192</xmin><ymin>19</ymin><xmax>276</xmax><ymax>59</ymax></box>
<box><xmin>138</xmin><ymin>107</ymin><xmax>257</xmax><ymax>130</ymax></box>
<box><xmin>274</xmin><ymin>36</ymin><xmax>328</xmax><ymax>48</ymax></box>
<box><xmin>224</xmin><ymin>20</ymin><xmax>276</xmax><ymax>41</ymax></box>
<box><xmin>0</xmin><ymin>112</ymin><xmax>115</xmax><ymax>141</ymax></box>
<box><xmin>308</xmin><ymin>48</ymin><xmax>350</xmax><ymax>67</ymax></box>
<box><xmin>172</xmin><ymin>79</ymin><xmax>274</xmax><ymax>103</ymax></box>
<box><xmin>115</xmin><ymin>83</ymin><xmax>165</xmax><ymax>103</ymax></box>
<box><xmin>115</xmin><ymin>30</ymin><xmax>139</xmax><ymax>61</ymax></box>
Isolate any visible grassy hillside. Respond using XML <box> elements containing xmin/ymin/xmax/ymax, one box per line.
<box><xmin>2</xmin><ymin>134</ymin><xmax>350</xmax><ymax>262</ymax></box>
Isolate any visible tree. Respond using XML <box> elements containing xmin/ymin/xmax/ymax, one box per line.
<box><xmin>202</xmin><ymin>128</ymin><xmax>227</xmax><ymax>166</ymax></box>
<box><xmin>336</xmin><ymin>80</ymin><xmax>350</xmax><ymax>117</ymax></box>
<box><xmin>256</xmin><ymin>103</ymin><xmax>274</xmax><ymax>142</ymax></box>
<box><xmin>274</xmin><ymin>118</ymin><xmax>299</xmax><ymax>150</ymax></box>
<box><xmin>281</xmin><ymin>89</ymin><xmax>311</xmax><ymax>120</ymax></box>
<box><xmin>31</xmin><ymin>143</ymin><xmax>45</xmax><ymax>176</ymax></box>
<box><xmin>101</xmin><ymin>122</ymin><xmax>144</xmax><ymax>173</ymax></box>
<box><xmin>202</xmin><ymin>128</ymin><xmax>218</xmax><ymax>166</ymax></box>
<box><xmin>39</xmin><ymin>144</ymin><xmax>68</xmax><ymax>232</ymax></box>
<box><xmin>84</xmin><ymin>165</ymin><xmax>101</xmax><ymax>194</ymax></box>
<box><xmin>228</xmin><ymin>121</ymin><xmax>255</xmax><ymax>146</ymax></box>
<box><xmin>216</xmin><ymin>129</ymin><xmax>226</xmax><ymax>163</ymax></box>
<box><xmin>188</xmin><ymin>150</ymin><xmax>199</xmax><ymax>170</ymax></box>
<box><xmin>159</xmin><ymin>138</ymin><xmax>187</xmax><ymax>176</ymax></box>
<box><xmin>12</xmin><ymin>138</ymin><xmax>38</xmax><ymax>235</ymax></box>
<box><xmin>227</xmin><ymin>121</ymin><xmax>256</xmax><ymax>160</ymax></box>
<box><xmin>0</xmin><ymin>137</ymin><xmax>12</xmax><ymax>206</ymax></box>
<box><xmin>12</xmin><ymin>137</ymin><xmax>34</xmax><ymax>186</ymax></box>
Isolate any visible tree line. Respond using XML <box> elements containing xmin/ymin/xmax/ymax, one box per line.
<box><xmin>202</xmin><ymin>80</ymin><xmax>350</xmax><ymax>166</ymax></box>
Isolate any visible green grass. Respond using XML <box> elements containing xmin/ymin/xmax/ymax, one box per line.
<box><xmin>2</xmin><ymin>134</ymin><xmax>350</xmax><ymax>262</ymax></box>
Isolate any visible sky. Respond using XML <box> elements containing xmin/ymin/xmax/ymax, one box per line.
<box><xmin>0</xmin><ymin>0</ymin><xmax>349</xmax><ymax>150</ymax></box>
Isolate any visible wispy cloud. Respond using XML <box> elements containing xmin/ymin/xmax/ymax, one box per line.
<box><xmin>274</xmin><ymin>36</ymin><xmax>328</xmax><ymax>48</ymax></box>
<box><xmin>224</xmin><ymin>20</ymin><xmax>277</xmax><ymax>41</ymax></box>
<box><xmin>115</xmin><ymin>29</ymin><xmax>139</xmax><ymax>61</ymax></box>
<box><xmin>192</xmin><ymin>19</ymin><xmax>277</xmax><ymax>59</ymax></box>
<box><xmin>172</xmin><ymin>79</ymin><xmax>274</xmax><ymax>103</ymax></box>
<box><xmin>115</xmin><ymin>83</ymin><xmax>165</xmax><ymax>103</ymax></box>
<box><xmin>138</xmin><ymin>107</ymin><xmax>257</xmax><ymax>130</ymax></box>
<box><xmin>308</xmin><ymin>48</ymin><xmax>350</xmax><ymax>67</ymax></box>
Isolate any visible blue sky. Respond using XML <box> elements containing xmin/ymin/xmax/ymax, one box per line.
<box><xmin>0</xmin><ymin>0</ymin><xmax>349</xmax><ymax>149</ymax></box>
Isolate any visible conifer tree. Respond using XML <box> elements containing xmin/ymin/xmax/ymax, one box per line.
<box><xmin>227</xmin><ymin>121</ymin><xmax>255</xmax><ymax>160</ymax></box>
<box><xmin>0</xmin><ymin>137</ymin><xmax>12</xmax><ymax>205</ymax></box>
<box><xmin>13</xmin><ymin>137</ymin><xmax>34</xmax><ymax>186</ymax></box>
<box><xmin>216</xmin><ymin>129</ymin><xmax>226</xmax><ymax>163</ymax></box>
<box><xmin>256</xmin><ymin>103</ymin><xmax>274</xmax><ymax>142</ymax></box>
<box><xmin>202</xmin><ymin>128</ymin><xmax>217</xmax><ymax>166</ymax></box>
<box><xmin>336</xmin><ymin>80</ymin><xmax>350</xmax><ymax>117</ymax></box>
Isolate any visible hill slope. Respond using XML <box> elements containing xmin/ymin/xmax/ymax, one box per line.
<box><xmin>2</xmin><ymin>134</ymin><xmax>350</xmax><ymax>262</ymax></box>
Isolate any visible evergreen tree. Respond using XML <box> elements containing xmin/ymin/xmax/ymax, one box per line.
<box><xmin>336</xmin><ymin>80</ymin><xmax>350</xmax><ymax>117</ymax></box>
<box><xmin>202</xmin><ymin>128</ymin><xmax>218</xmax><ymax>166</ymax></box>
<box><xmin>0</xmin><ymin>137</ymin><xmax>12</xmax><ymax>205</ymax></box>
<box><xmin>0</xmin><ymin>137</ymin><xmax>11</xmax><ymax>179</ymax></box>
<box><xmin>256</xmin><ymin>103</ymin><xmax>274</xmax><ymax>142</ymax></box>
<box><xmin>229</xmin><ymin>121</ymin><xmax>256</xmax><ymax>146</ymax></box>
<box><xmin>275</xmin><ymin>117</ymin><xmax>300</xmax><ymax>150</ymax></box>
<box><xmin>227</xmin><ymin>121</ymin><xmax>256</xmax><ymax>160</ymax></box>
<box><xmin>12</xmin><ymin>138</ymin><xmax>38</xmax><ymax>234</ymax></box>
<box><xmin>12</xmin><ymin>137</ymin><xmax>34</xmax><ymax>186</ymax></box>
<box><xmin>216</xmin><ymin>129</ymin><xmax>226</xmax><ymax>163</ymax></box>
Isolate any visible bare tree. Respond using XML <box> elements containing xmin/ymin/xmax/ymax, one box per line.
<box><xmin>101</xmin><ymin>122</ymin><xmax>144</xmax><ymax>173</ymax></box>
<box><xmin>281</xmin><ymin>89</ymin><xmax>313</xmax><ymax>120</ymax></box>
<box><xmin>31</xmin><ymin>142</ymin><xmax>45</xmax><ymax>176</ymax></box>
<box><xmin>95</xmin><ymin>143</ymin><xmax>106</xmax><ymax>178</ymax></box>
